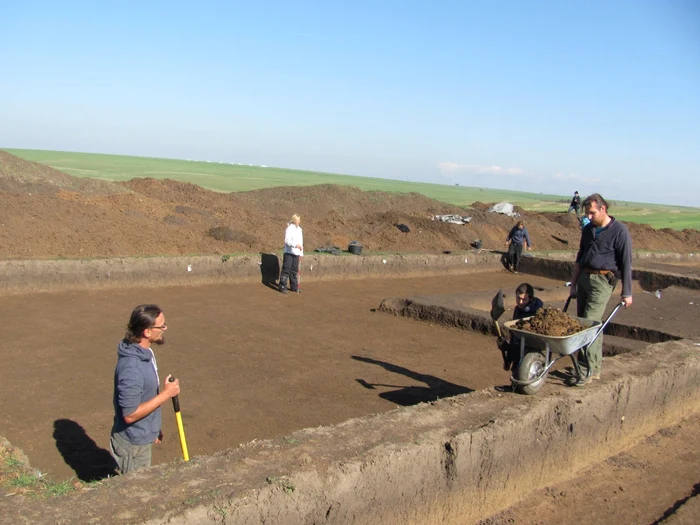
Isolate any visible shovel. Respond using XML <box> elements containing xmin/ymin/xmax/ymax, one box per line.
<box><xmin>490</xmin><ymin>290</ymin><xmax>509</xmax><ymax>369</ymax></box>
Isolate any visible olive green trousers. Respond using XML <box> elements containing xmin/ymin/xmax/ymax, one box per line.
<box><xmin>576</xmin><ymin>273</ymin><xmax>614</xmax><ymax>374</ymax></box>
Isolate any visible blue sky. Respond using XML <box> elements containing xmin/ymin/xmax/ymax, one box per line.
<box><xmin>1</xmin><ymin>1</ymin><xmax>699</xmax><ymax>206</ymax></box>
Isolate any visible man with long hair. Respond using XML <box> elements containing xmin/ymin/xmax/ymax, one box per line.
<box><xmin>110</xmin><ymin>304</ymin><xmax>180</xmax><ymax>474</ymax></box>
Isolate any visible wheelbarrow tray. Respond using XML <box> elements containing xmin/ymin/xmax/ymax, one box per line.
<box><xmin>503</xmin><ymin>316</ymin><xmax>602</xmax><ymax>356</ymax></box>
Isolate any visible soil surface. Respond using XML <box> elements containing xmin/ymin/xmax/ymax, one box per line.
<box><xmin>2</xmin><ymin>150</ymin><xmax>700</xmax><ymax>260</ymax></box>
<box><xmin>0</xmin><ymin>273</ymin><xmax>533</xmax><ymax>482</ymax></box>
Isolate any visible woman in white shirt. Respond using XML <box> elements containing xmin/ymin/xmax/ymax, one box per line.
<box><xmin>279</xmin><ymin>214</ymin><xmax>303</xmax><ymax>294</ymax></box>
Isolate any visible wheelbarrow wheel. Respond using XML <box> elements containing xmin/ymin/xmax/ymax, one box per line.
<box><xmin>514</xmin><ymin>352</ymin><xmax>547</xmax><ymax>395</ymax></box>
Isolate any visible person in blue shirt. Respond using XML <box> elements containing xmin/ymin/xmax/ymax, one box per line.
<box><xmin>111</xmin><ymin>304</ymin><xmax>181</xmax><ymax>474</ymax></box>
<box><xmin>505</xmin><ymin>221</ymin><xmax>533</xmax><ymax>274</ymax></box>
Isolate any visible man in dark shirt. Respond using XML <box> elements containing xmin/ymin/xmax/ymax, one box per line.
<box><xmin>568</xmin><ymin>191</ymin><xmax>581</xmax><ymax>216</ymax></box>
<box><xmin>568</xmin><ymin>193</ymin><xmax>633</xmax><ymax>385</ymax></box>
<box><xmin>505</xmin><ymin>221</ymin><xmax>532</xmax><ymax>274</ymax></box>
<box><xmin>499</xmin><ymin>282</ymin><xmax>544</xmax><ymax>372</ymax></box>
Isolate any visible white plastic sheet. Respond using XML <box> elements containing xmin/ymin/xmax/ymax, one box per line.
<box><xmin>488</xmin><ymin>202</ymin><xmax>520</xmax><ymax>217</ymax></box>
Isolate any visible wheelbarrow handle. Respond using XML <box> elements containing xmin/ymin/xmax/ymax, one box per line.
<box><xmin>588</xmin><ymin>301</ymin><xmax>625</xmax><ymax>347</ymax></box>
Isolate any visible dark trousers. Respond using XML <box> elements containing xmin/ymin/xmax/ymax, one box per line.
<box><xmin>280</xmin><ymin>253</ymin><xmax>299</xmax><ymax>292</ymax></box>
<box><xmin>504</xmin><ymin>339</ymin><xmax>523</xmax><ymax>371</ymax></box>
<box><xmin>508</xmin><ymin>243</ymin><xmax>524</xmax><ymax>271</ymax></box>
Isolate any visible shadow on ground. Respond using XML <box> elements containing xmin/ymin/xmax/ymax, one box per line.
<box><xmin>53</xmin><ymin>419</ymin><xmax>118</xmax><ymax>482</ymax></box>
<box><xmin>352</xmin><ymin>355</ymin><xmax>473</xmax><ymax>406</ymax></box>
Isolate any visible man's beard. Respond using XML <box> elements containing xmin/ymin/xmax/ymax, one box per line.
<box><xmin>154</xmin><ymin>337</ymin><xmax>165</xmax><ymax>346</ymax></box>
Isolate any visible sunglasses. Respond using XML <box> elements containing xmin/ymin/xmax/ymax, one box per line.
<box><xmin>150</xmin><ymin>324</ymin><xmax>167</xmax><ymax>330</ymax></box>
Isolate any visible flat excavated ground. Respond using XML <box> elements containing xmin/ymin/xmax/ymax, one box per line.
<box><xmin>1</xmin><ymin>271</ymin><xmax>542</xmax><ymax>481</ymax></box>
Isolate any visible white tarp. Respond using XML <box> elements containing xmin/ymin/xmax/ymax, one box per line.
<box><xmin>488</xmin><ymin>202</ymin><xmax>520</xmax><ymax>217</ymax></box>
<box><xmin>433</xmin><ymin>214</ymin><xmax>472</xmax><ymax>225</ymax></box>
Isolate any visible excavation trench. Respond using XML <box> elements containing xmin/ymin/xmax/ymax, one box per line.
<box><xmin>1</xmin><ymin>253</ymin><xmax>699</xmax><ymax>524</ymax></box>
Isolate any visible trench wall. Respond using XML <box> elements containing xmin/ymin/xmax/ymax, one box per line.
<box><xmin>0</xmin><ymin>252</ymin><xmax>501</xmax><ymax>294</ymax></box>
<box><xmin>2</xmin><ymin>250</ymin><xmax>697</xmax><ymax>296</ymax></box>
<box><xmin>520</xmin><ymin>255</ymin><xmax>700</xmax><ymax>291</ymax></box>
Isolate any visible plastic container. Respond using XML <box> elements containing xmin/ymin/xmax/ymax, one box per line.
<box><xmin>348</xmin><ymin>241</ymin><xmax>363</xmax><ymax>255</ymax></box>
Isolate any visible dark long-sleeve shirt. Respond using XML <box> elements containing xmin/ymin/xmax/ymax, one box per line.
<box><xmin>506</xmin><ymin>226</ymin><xmax>532</xmax><ymax>247</ymax></box>
<box><xmin>575</xmin><ymin>217</ymin><xmax>633</xmax><ymax>297</ymax></box>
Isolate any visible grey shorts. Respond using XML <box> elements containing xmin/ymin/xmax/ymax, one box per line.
<box><xmin>110</xmin><ymin>432</ymin><xmax>153</xmax><ymax>475</ymax></box>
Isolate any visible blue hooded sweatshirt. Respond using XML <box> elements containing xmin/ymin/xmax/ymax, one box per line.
<box><xmin>111</xmin><ymin>340</ymin><xmax>161</xmax><ymax>445</ymax></box>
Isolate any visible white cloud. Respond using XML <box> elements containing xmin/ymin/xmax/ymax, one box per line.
<box><xmin>438</xmin><ymin>162</ymin><xmax>525</xmax><ymax>176</ymax></box>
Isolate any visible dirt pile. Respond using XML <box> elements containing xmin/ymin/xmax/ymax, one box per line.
<box><xmin>2</xmin><ymin>150</ymin><xmax>700</xmax><ymax>260</ymax></box>
<box><xmin>516</xmin><ymin>307</ymin><xmax>585</xmax><ymax>336</ymax></box>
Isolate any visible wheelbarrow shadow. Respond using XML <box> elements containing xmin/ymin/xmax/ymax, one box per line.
<box><xmin>352</xmin><ymin>356</ymin><xmax>473</xmax><ymax>406</ymax></box>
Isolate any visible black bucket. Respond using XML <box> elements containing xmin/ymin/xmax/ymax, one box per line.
<box><xmin>348</xmin><ymin>241</ymin><xmax>363</xmax><ymax>255</ymax></box>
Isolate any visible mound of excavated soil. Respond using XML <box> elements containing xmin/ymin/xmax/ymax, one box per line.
<box><xmin>516</xmin><ymin>307</ymin><xmax>586</xmax><ymax>337</ymax></box>
<box><xmin>2</xmin><ymin>150</ymin><xmax>700</xmax><ymax>260</ymax></box>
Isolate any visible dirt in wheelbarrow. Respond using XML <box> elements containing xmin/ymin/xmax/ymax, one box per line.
<box><xmin>516</xmin><ymin>307</ymin><xmax>585</xmax><ymax>337</ymax></box>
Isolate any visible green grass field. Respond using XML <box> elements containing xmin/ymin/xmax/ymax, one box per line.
<box><xmin>6</xmin><ymin>148</ymin><xmax>700</xmax><ymax>231</ymax></box>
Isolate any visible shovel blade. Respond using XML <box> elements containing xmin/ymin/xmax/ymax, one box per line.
<box><xmin>490</xmin><ymin>290</ymin><xmax>505</xmax><ymax>322</ymax></box>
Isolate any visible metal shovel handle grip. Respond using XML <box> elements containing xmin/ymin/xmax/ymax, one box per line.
<box><xmin>168</xmin><ymin>376</ymin><xmax>181</xmax><ymax>412</ymax></box>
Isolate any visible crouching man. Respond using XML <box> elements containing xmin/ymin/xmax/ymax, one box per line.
<box><xmin>498</xmin><ymin>283</ymin><xmax>544</xmax><ymax>372</ymax></box>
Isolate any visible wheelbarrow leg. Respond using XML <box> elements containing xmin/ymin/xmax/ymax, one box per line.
<box><xmin>567</xmin><ymin>348</ymin><xmax>591</xmax><ymax>386</ymax></box>
<box><xmin>570</xmin><ymin>353</ymin><xmax>585</xmax><ymax>380</ymax></box>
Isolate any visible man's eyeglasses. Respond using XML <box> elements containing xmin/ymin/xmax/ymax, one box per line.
<box><xmin>150</xmin><ymin>324</ymin><xmax>167</xmax><ymax>330</ymax></box>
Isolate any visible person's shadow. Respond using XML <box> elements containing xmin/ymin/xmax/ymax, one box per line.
<box><xmin>53</xmin><ymin>419</ymin><xmax>118</xmax><ymax>482</ymax></box>
<box><xmin>260</xmin><ymin>252</ymin><xmax>281</xmax><ymax>291</ymax></box>
<box><xmin>499</xmin><ymin>251</ymin><xmax>511</xmax><ymax>270</ymax></box>
<box><xmin>352</xmin><ymin>356</ymin><xmax>473</xmax><ymax>406</ymax></box>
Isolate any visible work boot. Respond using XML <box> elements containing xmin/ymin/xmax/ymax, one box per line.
<box><xmin>570</xmin><ymin>374</ymin><xmax>591</xmax><ymax>387</ymax></box>
<box><xmin>279</xmin><ymin>274</ymin><xmax>288</xmax><ymax>294</ymax></box>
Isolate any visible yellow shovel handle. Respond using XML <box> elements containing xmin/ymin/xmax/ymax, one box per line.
<box><xmin>174</xmin><ymin>409</ymin><xmax>189</xmax><ymax>461</ymax></box>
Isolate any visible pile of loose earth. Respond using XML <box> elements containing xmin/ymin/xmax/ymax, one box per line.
<box><xmin>2</xmin><ymin>150</ymin><xmax>700</xmax><ymax>260</ymax></box>
<box><xmin>516</xmin><ymin>307</ymin><xmax>585</xmax><ymax>336</ymax></box>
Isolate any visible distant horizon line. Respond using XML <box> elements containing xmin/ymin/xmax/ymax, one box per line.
<box><xmin>3</xmin><ymin>146</ymin><xmax>698</xmax><ymax>211</ymax></box>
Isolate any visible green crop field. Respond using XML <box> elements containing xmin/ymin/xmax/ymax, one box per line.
<box><xmin>6</xmin><ymin>148</ymin><xmax>700</xmax><ymax>231</ymax></box>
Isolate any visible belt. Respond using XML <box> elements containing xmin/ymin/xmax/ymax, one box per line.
<box><xmin>583</xmin><ymin>268</ymin><xmax>612</xmax><ymax>275</ymax></box>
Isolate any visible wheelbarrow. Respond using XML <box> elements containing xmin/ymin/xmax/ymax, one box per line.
<box><xmin>503</xmin><ymin>299</ymin><xmax>625</xmax><ymax>395</ymax></box>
